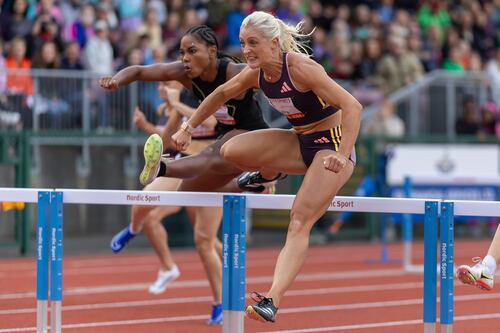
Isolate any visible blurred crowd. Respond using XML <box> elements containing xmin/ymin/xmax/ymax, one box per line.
<box><xmin>0</xmin><ymin>0</ymin><xmax>500</xmax><ymax>134</ymax></box>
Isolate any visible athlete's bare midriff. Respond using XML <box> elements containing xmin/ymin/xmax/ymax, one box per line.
<box><xmin>292</xmin><ymin>112</ymin><xmax>342</xmax><ymax>135</ymax></box>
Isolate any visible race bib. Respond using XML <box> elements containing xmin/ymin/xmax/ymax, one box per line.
<box><xmin>266</xmin><ymin>97</ymin><xmax>305</xmax><ymax>119</ymax></box>
<box><xmin>214</xmin><ymin>105</ymin><xmax>236</xmax><ymax>125</ymax></box>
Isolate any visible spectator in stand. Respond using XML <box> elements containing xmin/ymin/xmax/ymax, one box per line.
<box><xmin>151</xmin><ymin>45</ymin><xmax>167</xmax><ymax>64</ymax></box>
<box><xmin>181</xmin><ymin>9</ymin><xmax>202</xmax><ymax>32</ymax></box>
<box><xmin>60</xmin><ymin>41</ymin><xmax>84</xmax><ymax>127</ymax></box>
<box><xmin>256</xmin><ymin>0</ymin><xmax>276</xmax><ymax>16</ymax></box>
<box><xmin>469</xmin><ymin>51</ymin><xmax>483</xmax><ymax>71</ymax></box>
<box><xmin>95</xmin><ymin>2</ymin><xmax>119</xmax><ymax>31</ymax></box>
<box><xmin>5</xmin><ymin>37</ymin><xmax>32</xmax><ymax>128</ymax></box>
<box><xmin>443</xmin><ymin>45</ymin><xmax>465</xmax><ymax>72</ymax></box>
<box><xmin>138</xmin><ymin>9</ymin><xmax>162</xmax><ymax>50</ymax></box>
<box><xmin>420</xmin><ymin>25</ymin><xmax>443</xmax><ymax>71</ymax></box>
<box><xmin>35</xmin><ymin>0</ymin><xmax>63</xmax><ymax>26</ymax></box>
<box><xmin>456</xmin><ymin>95</ymin><xmax>480</xmax><ymax>135</ymax></box>
<box><xmin>85</xmin><ymin>20</ymin><xmax>113</xmax><ymax>130</ymax></box>
<box><xmin>0</xmin><ymin>39</ymin><xmax>6</xmax><ymax>106</ymax></box>
<box><xmin>0</xmin><ymin>0</ymin><xmax>7</xmax><ymax>38</ymax></box>
<box><xmin>69</xmin><ymin>4</ymin><xmax>95</xmax><ymax>49</ymax></box>
<box><xmin>352</xmin><ymin>4</ymin><xmax>371</xmax><ymax>40</ymax></box>
<box><xmin>225</xmin><ymin>0</ymin><xmax>253</xmax><ymax>54</ymax></box>
<box><xmin>479</xmin><ymin>102</ymin><xmax>497</xmax><ymax>136</ymax></box>
<box><xmin>204</xmin><ymin>0</ymin><xmax>232</xmax><ymax>35</ymax></box>
<box><xmin>84</xmin><ymin>20</ymin><xmax>113</xmax><ymax>75</ymax></box>
<box><xmin>363</xmin><ymin>98</ymin><xmax>405</xmax><ymax>138</ymax></box>
<box><xmin>59</xmin><ymin>0</ymin><xmax>80</xmax><ymax>42</ymax></box>
<box><xmin>276</xmin><ymin>0</ymin><xmax>303</xmax><ymax>25</ymax></box>
<box><xmin>361</xmin><ymin>38</ymin><xmax>382</xmax><ymax>80</ymax></box>
<box><xmin>377</xmin><ymin>0</ymin><xmax>395</xmax><ymax>25</ymax></box>
<box><xmin>375</xmin><ymin>35</ymin><xmax>424</xmax><ymax>93</ymax></box>
<box><xmin>32</xmin><ymin>41</ymin><xmax>60</xmax><ymax>69</ymax></box>
<box><xmin>417</xmin><ymin>0</ymin><xmax>451</xmax><ymax>40</ymax></box>
<box><xmin>116</xmin><ymin>0</ymin><xmax>143</xmax><ymax>33</ymax></box>
<box><xmin>1</xmin><ymin>0</ymin><xmax>32</xmax><ymax>42</ymax></box>
<box><xmin>32</xmin><ymin>41</ymin><xmax>70</xmax><ymax>127</ymax></box>
<box><xmin>137</xmin><ymin>33</ymin><xmax>153</xmax><ymax>65</ymax></box>
<box><xmin>163</xmin><ymin>12</ymin><xmax>181</xmax><ymax>55</ymax></box>
<box><xmin>30</xmin><ymin>15</ymin><xmax>64</xmax><ymax>56</ymax></box>
<box><xmin>60</xmin><ymin>41</ymin><xmax>83</xmax><ymax>70</ymax></box>
<box><xmin>486</xmin><ymin>48</ymin><xmax>500</xmax><ymax>108</ymax></box>
<box><xmin>147</xmin><ymin>0</ymin><xmax>167</xmax><ymax>26</ymax></box>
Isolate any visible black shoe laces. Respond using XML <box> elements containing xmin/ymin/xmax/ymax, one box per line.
<box><xmin>250</xmin><ymin>291</ymin><xmax>274</xmax><ymax>307</ymax></box>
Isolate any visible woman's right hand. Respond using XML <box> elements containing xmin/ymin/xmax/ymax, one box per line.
<box><xmin>99</xmin><ymin>76</ymin><xmax>119</xmax><ymax>91</ymax></box>
<box><xmin>172</xmin><ymin>129</ymin><xmax>192</xmax><ymax>151</ymax></box>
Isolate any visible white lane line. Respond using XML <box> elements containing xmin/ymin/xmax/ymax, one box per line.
<box><xmin>0</xmin><ymin>314</ymin><xmax>208</xmax><ymax>332</ymax></box>
<box><xmin>0</xmin><ymin>268</ymin><xmax>405</xmax><ymax>300</ymax></box>
<box><xmin>0</xmin><ymin>282</ymin><xmax>422</xmax><ymax>315</ymax></box>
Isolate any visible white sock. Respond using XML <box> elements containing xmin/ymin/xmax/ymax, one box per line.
<box><xmin>129</xmin><ymin>224</ymin><xmax>140</xmax><ymax>235</ymax></box>
<box><xmin>482</xmin><ymin>255</ymin><xmax>497</xmax><ymax>274</ymax></box>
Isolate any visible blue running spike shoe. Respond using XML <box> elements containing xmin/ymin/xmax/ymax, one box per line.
<box><xmin>110</xmin><ymin>226</ymin><xmax>137</xmax><ymax>253</ymax></box>
<box><xmin>207</xmin><ymin>303</ymin><xmax>223</xmax><ymax>325</ymax></box>
<box><xmin>245</xmin><ymin>292</ymin><xmax>278</xmax><ymax>323</ymax></box>
<box><xmin>237</xmin><ymin>172</ymin><xmax>287</xmax><ymax>193</ymax></box>
<box><xmin>140</xmin><ymin>133</ymin><xmax>163</xmax><ymax>186</ymax></box>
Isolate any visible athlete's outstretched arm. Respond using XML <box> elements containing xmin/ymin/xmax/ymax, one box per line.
<box><xmin>99</xmin><ymin>61</ymin><xmax>189</xmax><ymax>91</ymax></box>
<box><xmin>289</xmin><ymin>54</ymin><xmax>363</xmax><ymax>166</ymax></box>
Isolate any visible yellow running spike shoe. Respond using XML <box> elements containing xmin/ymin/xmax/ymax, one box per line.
<box><xmin>139</xmin><ymin>134</ymin><xmax>163</xmax><ymax>186</ymax></box>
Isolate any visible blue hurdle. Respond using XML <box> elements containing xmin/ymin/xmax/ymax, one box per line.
<box><xmin>2</xmin><ymin>187</ymin><xmax>447</xmax><ymax>333</ymax></box>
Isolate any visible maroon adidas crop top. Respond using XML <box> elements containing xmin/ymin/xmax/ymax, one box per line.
<box><xmin>258</xmin><ymin>53</ymin><xmax>339</xmax><ymax>127</ymax></box>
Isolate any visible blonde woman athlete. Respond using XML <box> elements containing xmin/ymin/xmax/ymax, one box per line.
<box><xmin>168</xmin><ymin>12</ymin><xmax>363</xmax><ymax>323</ymax></box>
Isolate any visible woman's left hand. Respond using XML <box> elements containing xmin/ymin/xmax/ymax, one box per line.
<box><xmin>322</xmin><ymin>152</ymin><xmax>348</xmax><ymax>173</ymax></box>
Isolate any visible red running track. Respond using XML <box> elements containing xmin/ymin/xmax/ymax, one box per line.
<box><xmin>1</xmin><ymin>240</ymin><xmax>500</xmax><ymax>333</ymax></box>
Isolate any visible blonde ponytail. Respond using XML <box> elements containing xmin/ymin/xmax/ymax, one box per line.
<box><xmin>242</xmin><ymin>11</ymin><xmax>312</xmax><ymax>55</ymax></box>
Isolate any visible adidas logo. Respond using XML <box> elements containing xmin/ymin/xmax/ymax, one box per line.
<box><xmin>314</xmin><ymin>137</ymin><xmax>330</xmax><ymax>143</ymax></box>
<box><xmin>280</xmin><ymin>81</ymin><xmax>292</xmax><ymax>93</ymax></box>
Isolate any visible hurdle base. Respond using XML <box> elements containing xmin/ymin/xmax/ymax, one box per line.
<box><xmin>424</xmin><ymin>322</ymin><xmax>436</xmax><ymax>333</ymax></box>
<box><xmin>222</xmin><ymin>310</ymin><xmax>244</xmax><ymax>333</ymax></box>
<box><xmin>36</xmin><ymin>301</ymin><xmax>48</xmax><ymax>333</ymax></box>
<box><xmin>51</xmin><ymin>301</ymin><xmax>62</xmax><ymax>333</ymax></box>
<box><xmin>441</xmin><ymin>324</ymin><xmax>453</xmax><ymax>333</ymax></box>
<box><xmin>404</xmin><ymin>264</ymin><xmax>424</xmax><ymax>274</ymax></box>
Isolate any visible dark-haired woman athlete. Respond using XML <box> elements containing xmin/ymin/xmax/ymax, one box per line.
<box><xmin>99</xmin><ymin>25</ymin><xmax>280</xmax><ymax>325</ymax></box>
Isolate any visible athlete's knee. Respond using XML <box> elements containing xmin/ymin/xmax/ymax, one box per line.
<box><xmin>194</xmin><ymin>230</ymin><xmax>214</xmax><ymax>251</ymax></box>
<box><xmin>220</xmin><ymin>141</ymin><xmax>238</xmax><ymax>162</ymax></box>
<box><xmin>288</xmin><ymin>209</ymin><xmax>315</xmax><ymax>236</ymax></box>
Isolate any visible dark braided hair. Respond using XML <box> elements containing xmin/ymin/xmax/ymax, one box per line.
<box><xmin>184</xmin><ymin>25</ymin><xmax>242</xmax><ymax>63</ymax></box>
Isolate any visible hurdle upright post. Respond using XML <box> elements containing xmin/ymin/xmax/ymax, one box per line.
<box><xmin>440</xmin><ymin>202</ymin><xmax>454</xmax><ymax>333</ymax></box>
<box><xmin>50</xmin><ymin>192</ymin><xmax>64</xmax><ymax>333</ymax></box>
<box><xmin>402</xmin><ymin>176</ymin><xmax>413</xmax><ymax>271</ymax></box>
<box><xmin>36</xmin><ymin>192</ymin><xmax>50</xmax><ymax>333</ymax></box>
<box><xmin>423</xmin><ymin>201</ymin><xmax>438</xmax><ymax>333</ymax></box>
<box><xmin>222</xmin><ymin>195</ymin><xmax>246</xmax><ymax>333</ymax></box>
